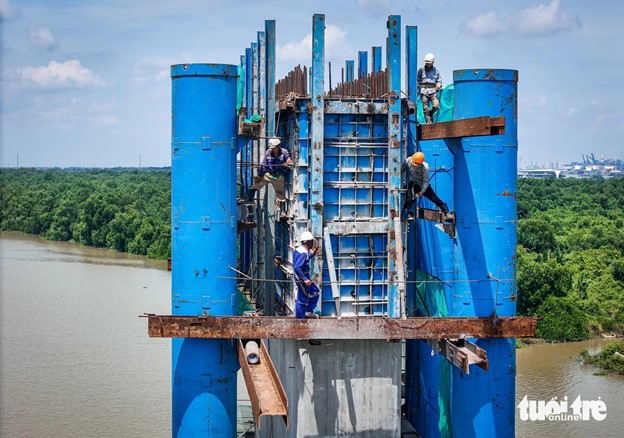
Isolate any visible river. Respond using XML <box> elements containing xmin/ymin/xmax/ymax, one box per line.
<box><xmin>1</xmin><ymin>232</ymin><xmax>622</xmax><ymax>437</ymax></box>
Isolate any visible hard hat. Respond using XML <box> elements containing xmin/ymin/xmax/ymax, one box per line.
<box><xmin>300</xmin><ymin>231</ymin><xmax>314</xmax><ymax>243</ymax></box>
<box><xmin>423</xmin><ymin>53</ymin><xmax>435</xmax><ymax>63</ymax></box>
<box><xmin>268</xmin><ymin>138</ymin><xmax>281</xmax><ymax>148</ymax></box>
<box><xmin>411</xmin><ymin>152</ymin><xmax>425</xmax><ymax>165</ymax></box>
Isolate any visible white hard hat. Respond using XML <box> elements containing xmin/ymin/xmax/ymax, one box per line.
<box><xmin>268</xmin><ymin>138</ymin><xmax>281</xmax><ymax>148</ymax></box>
<box><xmin>423</xmin><ymin>53</ymin><xmax>435</xmax><ymax>63</ymax></box>
<box><xmin>300</xmin><ymin>231</ymin><xmax>314</xmax><ymax>243</ymax></box>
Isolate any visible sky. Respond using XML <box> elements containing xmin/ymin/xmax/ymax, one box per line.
<box><xmin>1</xmin><ymin>0</ymin><xmax>623</xmax><ymax>168</ymax></box>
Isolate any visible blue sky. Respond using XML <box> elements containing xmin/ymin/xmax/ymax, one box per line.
<box><xmin>1</xmin><ymin>0</ymin><xmax>623</xmax><ymax>168</ymax></box>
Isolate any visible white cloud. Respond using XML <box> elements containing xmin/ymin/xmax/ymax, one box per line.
<box><xmin>562</xmin><ymin>106</ymin><xmax>578</xmax><ymax>118</ymax></box>
<box><xmin>31</xmin><ymin>26</ymin><xmax>57</xmax><ymax>50</ymax></box>
<box><xmin>14</xmin><ymin>60</ymin><xmax>105</xmax><ymax>89</ymax></box>
<box><xmin>132</xmin><ymin>56</ymin><xmax>172</xmax><ymax>87</ymax></box>
<box><xmin>278</xmin><ymin>33</ymin><xmax>312</xmax><ymax>63</ymax></box>
<box><xmin>515</xmin><ymin>0</ymin><xmax>579</xmax><ymax>36</ymax></box>
<box><xmin>461</xmin><ymin>11</ymin><xmax>506</xmax><ymax>38</ymax></box>
<box><xmin>461</xmin><ymin>0</ymin><xmax>580</xmax><ymax>38</ymax></box>
<box><xmin>0</xmin><ymin>0</ymin><xmax>16</xmax><ymax>20</ymax></box>
<box><xmin>277</xmin><ymin>24</ymin><xmax>351</xmax><ymax>66</ymax></box>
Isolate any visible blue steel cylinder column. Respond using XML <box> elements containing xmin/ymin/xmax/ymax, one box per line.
<box><xmin>451</xmin><ymin>69</ymin><xmax>518</xmax><ymax>437</ymax></box>
<box><xmin>171</xmin><ymin>63</ymin><xmax>239</xmax><ymax>437</ymax></box>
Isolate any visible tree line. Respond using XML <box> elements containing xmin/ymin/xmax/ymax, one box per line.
<box><xmin>2</xmin><ymin>169</ymin><xmax>623</xmax><ymax>341</ymax></box>
<box><xmin>0</xmin><ymin>168</ymin><xmax>171</xmax><ymax>259</ymax></box>
<box><xmin>517</xmin><ymin>177</ymin><xmax>624</xmax><ymax>341</ymax></box>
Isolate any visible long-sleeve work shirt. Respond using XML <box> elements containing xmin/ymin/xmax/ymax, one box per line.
<box><xmin>292</xmin><ymin>245</ymin><xmax>313</xmax><ymax>283</ymax></box>
<box><xmin>401</xmin><ymin>158</ymin><xmax>430</xmax><ymax>194</ymax></box>
<box><xmin>259</xmin><ymin>148</ymin><xmax>291</xmax><ymax>177</ymax></box>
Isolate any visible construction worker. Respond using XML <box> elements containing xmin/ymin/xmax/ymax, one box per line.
<box><xmin>247</xmin><ymin>138</ymin><xmax>293</xmax><ymax>201</ymax></box>
<box><xmin>401</xmin><ymin>151</ymin><xmax>452</xmax><ymax>220</ymax></box>
<box><xmin>292</xmin><ymin>231</ymin><xmax>320</xmax><ymax>319</ymax></box>
<box><xmin>417</xmin><ymin>53</ymin><xmax>442</xmax><ymax>124</ymax></box>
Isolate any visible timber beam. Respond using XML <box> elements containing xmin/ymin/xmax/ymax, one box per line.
<box><xmin>419</xmin><ymin>116</ymin><xmax>505</xmax><ymax>140</ymax></box>
<box><xmin>144</xmin><ymin>314</ymin><xmax>538</xmax><ymax>340</ymax></box>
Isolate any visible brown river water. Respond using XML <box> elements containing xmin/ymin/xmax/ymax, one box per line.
<box><xmin>1</xmin><ymin>232</ymin><xmax>621</xmax><ymax>437</ymax></box>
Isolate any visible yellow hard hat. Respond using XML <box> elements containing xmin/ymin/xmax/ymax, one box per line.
<box><xmin>411</xmin><ymin>152</ymin><xmax>425</xmax><ymax>165</ymax></box>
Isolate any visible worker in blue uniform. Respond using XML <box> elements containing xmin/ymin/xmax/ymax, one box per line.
<box><xmin>247</xmin><ymin>138</ymin><xmax>292</xmax><ymax>201</ymax></box>
<box><xmin>401</xmin><ymin>151</ymin><xmax>452</xmax><ymax>220</ymax></box>
<box><xmin>417</xmin><ymin>53</ymin><xmax>442</xmax><ymax>124</ymax></box>
<box><xmin>292</xmin><ymin>231</ymin><xmax>320</xmax><ymax>319</ymax></box>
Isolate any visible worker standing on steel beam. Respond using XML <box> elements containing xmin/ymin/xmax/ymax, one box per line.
<box><xmin>401</xmin><ymin>152</ymin><xmax>452</xmax><ymax>220</ymax></box>
<box><xmin>247</xmin><ymin>138</ymin><xmax>293</xmax><ymax>201</ymax></box>
<box><xmin>292</xmin><ymin>231</ymin><xmax>320</xmax><ymax>319</ymax></box>
<box><xmin>417</xmin><ymin>53</ymin><xmax>442</xmax><ymax>124</ymax></box>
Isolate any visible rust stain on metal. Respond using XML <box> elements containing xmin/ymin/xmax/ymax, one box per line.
<box><xmin>146</xmin><ymin>315</ymin><xmax>538</xmax><ymax>340</ymax></box>
<box><xmin>419</xmin><ymin>116</ymin><xmax>505</xmax><ymax>140</ymax></box>
<box><xmin>498</xmin><ymin>189</ymin><xmax>516</xmax><ymax>198</ymax></box>
<box><xmin>237</xmin><ymin>339</ymin><xmax>288</xmax><ymax>428</ymax></box>
<box><xmin>484</xmin><ymin>69</ymin><xmax>497</xmax><ymax>80</ymax></box>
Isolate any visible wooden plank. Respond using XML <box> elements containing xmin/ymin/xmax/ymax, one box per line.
<box><xmin>419</xmin><ymin>116</ymin><xmax>505</xmax><ymax>140</ymax></box>
<box><xmin>146</xmin><ymin>315</ymin><xmax>538</xmax><ymax>340</ymax></box>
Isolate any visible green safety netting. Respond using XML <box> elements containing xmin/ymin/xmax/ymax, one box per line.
<box><xmin>417</xmin><ymin>83</ymin><xmax>454</xmax><ymax>124</ymax></box>
<box><xmin>236</xmin><ymin>65</ymin><xmax>262</xmax><ymax>123</ymax></box>
<box><xmin>414</xmin><ymin>269</ymin><xmax>452</xmax><ymax>437</ymax></box>
<box><xmin>237</xmin><ymin>289</ymin><xmax>254</xmax><ymax>315</ymax></box>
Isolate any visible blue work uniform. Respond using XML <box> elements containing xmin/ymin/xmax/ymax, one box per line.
<box><xmin>259</xmin><ymin>147</ymin><xmax>291</xmax><ymax>177</ymax></box>
<box><xmin>292</xmin><ymin>244</ymin><xmax>320</xmax><ymax>319</ymax></box>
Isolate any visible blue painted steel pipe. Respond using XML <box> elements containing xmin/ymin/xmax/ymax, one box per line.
<box><xmin>358</xmin><ymin>51</ymin><xmax>368</xmax><ymax>78</ymax></box>
<box><xmin>171</xmin><ymin>63</ymin><xmax>239</xmax><ymax>437</ymax></box>
<box><xmin>345</xmin><ymin>60</ymin><xmax>355</xmax><ymax>82</ymax></box>
<box><xmin>451</xmin><ymin>69</ymin><xmax>518</xmax><ymax>438</ymax></box>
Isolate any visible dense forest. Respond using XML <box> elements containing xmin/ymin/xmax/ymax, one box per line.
<box><xmin>0</xmin><ymin>168</ymin><xmax>170</xmax><ymax>259</ymax></box>
<box><xmin>1</xmin><ymin>169</ymin><xmax>623</xmax><ymax>340</ymax></box>
<box><xmin>517</xmin><ymin>178</ymin><xmax>624</xmax><ymax>341</ymax></box>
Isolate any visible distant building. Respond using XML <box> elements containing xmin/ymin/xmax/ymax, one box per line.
<box><xmin>518</xmin><ymin>155</ymin><xmax>623</xmax><ymax>179</ymax></box>
<box><xmin>518</xmin><ymin>169</ymin><xmax>562</xmax><ymax>179</ymax></box>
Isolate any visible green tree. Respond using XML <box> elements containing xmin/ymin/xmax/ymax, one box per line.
<box><xmin>535</xmin><ymin>296</ymin><xmax>590</xmax><ymax>342</ymax></box>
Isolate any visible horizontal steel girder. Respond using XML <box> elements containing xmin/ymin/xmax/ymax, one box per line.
<box><xmin>144</xmin><ymin>315</ymin><xmax>537</xmax><ymax>340</ymax></box>
<box><xmin>419</xmin><ymin>116</ymin><xmax>505</xmax><ymax>140</ymax></box>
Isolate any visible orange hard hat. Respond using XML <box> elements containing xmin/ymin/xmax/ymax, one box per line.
<box><xmin>411</xmin><ymin>152</ymin><xmax>425</xmax><ymax>164</ymax></box>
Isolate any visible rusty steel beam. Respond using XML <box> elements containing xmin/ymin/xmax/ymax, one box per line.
<box><xmin>427</xmin><ymin>338</ymin><xmax>489</xmax><ymax>374</ymax></box>
<box><xmin>237</xmin><ymin>339</ymin><xmax>288</xmax><ymax>429</ymax></box>
<box><xmin>419</xmin><ymin>116</ymin><xmax>505</xmax><ymax>140</ymax></box>
<box><xmin>145</xmin><ymin>315</ymin><xmax>538</xmax><ymax>340</ymax></box>
<box><xmin>415</xmin><ymin>206</ymin><xmax>456</xmax><ymax>238</ymax></box>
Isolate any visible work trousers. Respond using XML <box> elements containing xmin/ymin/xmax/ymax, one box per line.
<box><xmin>295</xmin><ymin>282</ymin><xmax>320</xmax><ymax>319</ymax></box>
<box><xmin>403</xmin><ymin>182</ymin><xmax>448</xmax><ymax>213</ymax></box>
<box><xmin>250</xmin><ymin>173</ymin><xmax>286</xmax><ymax>201</ymax></box>
<box><xmin>421</xmin><ymin>93</ymin><xmax>440</xmax><ymax>122</ymax></box>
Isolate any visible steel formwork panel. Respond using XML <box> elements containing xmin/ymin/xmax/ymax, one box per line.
<box><xmin>273</xmin><ymin>102</ymin><xmax>394</xmax><ymax>318</ymax></box>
